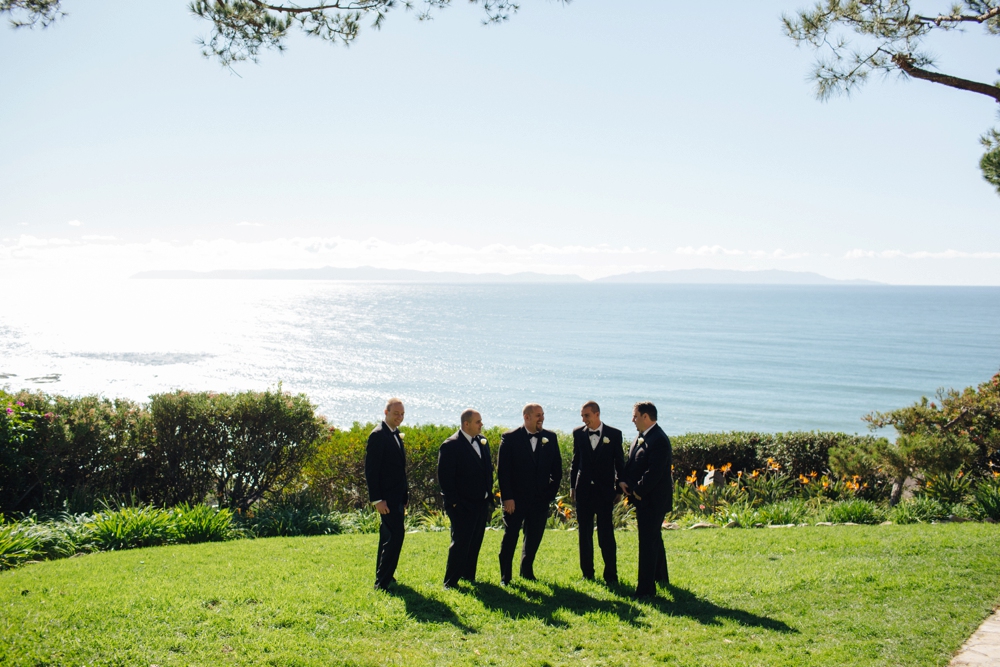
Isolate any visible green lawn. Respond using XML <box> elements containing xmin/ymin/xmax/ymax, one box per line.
<box><xmin>2</xmin><ymin>525</ymin><xmax>998</xmax><ymax>666</ymax></box>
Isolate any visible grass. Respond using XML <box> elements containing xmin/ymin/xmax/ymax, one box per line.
<box><xmin>1</xmin><ymin>526</ymin><xmax>999</xmax><ymax>666</ymax></box>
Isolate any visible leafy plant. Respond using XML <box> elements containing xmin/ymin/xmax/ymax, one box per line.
<box><xmin>921</xmin><ymin>471</ymin><xmax>972</xmax><ymax>505</ymax></box>
<box><xmin>755</xmin><ymin>499</ymin><xmax>808</xmax><ymax>526</ymax></box>
<box><xmin>889</xmin><ymin>497</ymin><xmax>950</xmax><ymax>525</ymax></box>
<box><xmin>170</xmin><ymin>504</ymin><xmax>235</xmax><ymax>543</ymax></box>
<box><xmin>0</xmin><ymin>522</ymin><xmax>43</xmax><ymax>569</ymax></box>
<box><xmin>973</xmin><ymin>474</ymin><xmax>1000</xmax><ymax>521</ymax></box>
<box><xmin>87</xmin><ymin>506</ymin><xmax>175</xmax><ymax>550</ymax></box>
<box><xmin>823</xmin><ymin>500</ymin><xmax>885</xmax><ymax>525</ymax></box>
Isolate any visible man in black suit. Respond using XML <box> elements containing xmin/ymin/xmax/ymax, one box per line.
<box><xmin>620</xmin><ymin>401</ymin><xmax>672</xmax><ymax>599</ymax></box>
<box><xmin>497</xmin><ymin>403</ymin><xmax>562</xmax><ymax>585</ymax></box>
<box><xmin>365</xmin><ymin>398</ymin><xmax>409</xmax><ymax>591</ymax></box>
<box><xmin>571</xmin><ymin>400</ymin><xmax>624</xmax><ymax>586</ymax></box>
<box><xmin>437</xmin><ymin>408</ymin><xmax>494</xmax><ymax>589</ymax></box>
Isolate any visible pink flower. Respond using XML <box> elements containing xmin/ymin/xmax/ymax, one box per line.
<box><xmin>15</xmin><ymin>402</ymin><xmax>24</xmax><ymax>407</ymax></box>
<box><xmin>5</xmin><ymin>408</ymin><xmax>12</xmax><ymax>414</ymax></box>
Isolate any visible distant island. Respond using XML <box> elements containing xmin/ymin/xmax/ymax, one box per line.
<box><xmin>132</xmin><ymin>266</ymin><xmax>883</xmax><ymax>285</ymax></box>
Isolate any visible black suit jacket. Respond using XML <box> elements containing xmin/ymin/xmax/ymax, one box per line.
<box><xmin>571</xmin><ymin>423</ymin><xmax>625</xmax><ymax>503</ymax></box>
<box><xmin>497</xmin><ymin>426</ymin><xmax>562</xmax><ymax>507</ymax></box>
<box><xmin>365</xmin><ymin>421</ymin><xmax>409</xmax><ymax>507</ymax></box>
<box><xmin>622</xmin><ymin>423</ymin><xmax>673</xmax><ymax>512</ymax></box>
<box><xmin>438</xmin><ymin>431</ymin><xmax>494</xmax><ymax>508</ymax></box>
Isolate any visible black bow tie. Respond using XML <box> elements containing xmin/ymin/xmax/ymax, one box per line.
<box><xmin>588</xmin><ymin>429</ymin><xmax>600</xmax><ymax>436</ymax></box>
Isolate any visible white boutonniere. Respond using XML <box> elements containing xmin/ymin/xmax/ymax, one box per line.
<box><xmin>480</xmin><ymin>437</ymin><xmax>488</xmax><ymax>445</ymax></box>
<box><xmin>542</xmin><ymin>437</ymin><xmax>549</xmax><ymax>444</ymax></box>
<box><xmin>637</xmin><ymin>437</ymin><xmax>645</xmax><ymax>445</ymax></box>
<box><xmin>603</xmin><ymin>436</ymin><xmax>610</xmax><ymax>444</ymax></box>
<box><xmin>398</xmin><ymin>432</ymin><xmax>405</xmax><ymax>440</ymax></box>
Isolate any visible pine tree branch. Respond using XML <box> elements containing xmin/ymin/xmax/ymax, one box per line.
<box><xmin>892</xmin><ymin>52</ymin><xmax>1000</xmax><ymax>102</ymax></box>
<box><xmin>915</xmin><ymin>5</ymin><xmax>1000</xmax><ymax>27</ymax></box>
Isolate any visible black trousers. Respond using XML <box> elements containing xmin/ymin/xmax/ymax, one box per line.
<box><xmin>634</xmin><ymin>502</ymin><xmax>668</xmax><ymax>596</ymax></box>
<box><xmin>499</xmin><ymin>502</ymin><xmax>548</xmax><ymax>582</ymax></box>
<box><xmin>575</xmin><ymin>490</ymin><xmax>617</xmax><ymax>582</ymax></box>
<box><xmin>444</xmin><ymin>500</ymin><xmax>490</xmax><ymax>586</ymax></box>
<box><xmin>375</xmin><ymin>502</ymin><xmax>406</xmax><ymax>588</ymax></box>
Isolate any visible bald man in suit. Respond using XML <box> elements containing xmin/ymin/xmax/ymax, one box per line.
<box><xmin>365</xmin><ymin>398</ymin><xmax>409</xmax><ymax>591</ymax></box>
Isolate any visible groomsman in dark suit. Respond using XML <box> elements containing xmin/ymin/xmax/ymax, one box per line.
<box><xmin>571</xmin><ymin>401</ymin><xmax>624</xmax><ymax>586</ymax></box>
<box><xmin>497</xmin><ymin>403</ymin><xmax>562</xmax><ymax>585</ymax></box>
<box><xmin>365</xmin><ymin>398</ymin><xmax>409</xmax><ymax>591</ymax></box>
<box><xmin>437</xmin><ymin>408</ymin><xmax>494</xmax><ymax>589</ymax></box>
<box><xmin>620</xmin><ymin>401</ymin><xmax>673</xmax><ymax>599</ymax></box>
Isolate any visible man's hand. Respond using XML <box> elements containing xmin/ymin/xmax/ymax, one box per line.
<box><xmin>374</xmin><ymin>500</ymin><xmax>389</xmax><ymax>515</ymax></box>
<box><xmin>633</xmin><ymin>492</ymin><xmax>642</xmax><ymax>501</ymax></box>
<box><xmin>503</xmin><ymin>499</ymin><xmax>515</xmax><ymax>514</ymax></box>
<box><xmin>618</xmin><ymin>481</ymin><xmax>629</xmax><ymax>494</ymax></box>
<box><xmin>570</xmin><ymin>489</ymin><xmax>576</xmax><ymax>502</ymax></box>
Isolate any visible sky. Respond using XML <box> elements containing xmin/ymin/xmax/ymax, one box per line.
<box><xmin>1</xmin><ymin>0</ymin><xmax>999</xmax><ymax>284</ymax></box>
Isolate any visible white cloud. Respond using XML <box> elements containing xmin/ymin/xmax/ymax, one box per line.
<box><xmin>675</xmin><ymin>245</ymin><xmax>808</xmax><ymax>259</ymax></box>
<box><xmin>81</xmin><ymin>235</ymin><xmax>118</xmax><ymax>241</ymax></box>
<box><xmin>67</xmin><ymin>220</ymin><xmax>82</xmax><ymax>227</ymax></box>
<box><xmin>236</xmin><ymin>221</ymin><xmax>264</xmax><ymax>227</ymax></box>
<box><xmin>845</xmin><ymin>249</ymin><xmax>1000</xmax><ymax>260</ymax></box>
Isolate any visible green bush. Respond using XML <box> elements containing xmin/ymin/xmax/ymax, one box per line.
<box><xmin>823</xmin><ymin>500</ymin><xmax>885</xmax><ymax>524</ymax></box>
<box><xmin>756</xmin><ymin>499</ymin><xmax>809</xmax><ymax>525</ymax></box>
<box><xmin>973</xmin><ymin>476</ymin><xmax>1000</xmax><ymax>521</ymax></box>
<box><xmin>921</xmin><ymin>471</ymin><xmax>973</xmax><ymax>505</ymax></box>
<box><xmin>889</xmin><ymin>497</ymin><xmax>950</xmax><ymax>524</ymax></box>
<box><xmin>88</xmin><ymin>506</ymin><xmax>175</xmax><ymax>550</ymax></box>
<box><xmin>244</xmin><ymin>493</ymin><xmax>344</xmax><ymax>537</ymax></box>
<box><xmin>0</xmin><ymin>522</ymin><xmax>43</xmax><ymax>569</ymax></box>
<box><xmin>170</xmin><ymin>504</ymin><xmax>235</xmax><ymax>543</ymax></box>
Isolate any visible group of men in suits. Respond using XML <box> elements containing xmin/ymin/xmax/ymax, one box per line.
<box><xmin>364</xmin><ymin>398</ymin><xmax>673</xmax><ymax>599</ymax></box>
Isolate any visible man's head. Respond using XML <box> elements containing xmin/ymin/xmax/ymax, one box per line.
<box><xmin>631</xmin><ymin>401</ymin><xmax>657</xmax><ymax>432</ymax></box>
<box><xmin>461</xmin><ymin>408</ymin><xmax>483</xmax><ymax>438</ymax></box>
<box><xmin>384</xmin><ymin>398</ymin><xmax>405</xmax><ymax>430</ymax></box>
<box><xmin>522</xmin><ymin>403</ymin><xmax>544</xmax><ymax>433</ymax></box>
<box><xmin>580</xmin><ymin>401</ymin><xmax>601</xmax><ymax>430</ymax></box>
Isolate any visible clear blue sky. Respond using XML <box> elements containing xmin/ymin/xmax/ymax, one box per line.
<box><xmin>1</xmin><ymin>0</ymin><xmax>998</xmax><ymax>284</ymax></box>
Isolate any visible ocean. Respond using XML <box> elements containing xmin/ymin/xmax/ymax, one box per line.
<box><xmin>1</xmin><ymin>280</ymin><xmax>998</xmax><ymax>435</ymax></box>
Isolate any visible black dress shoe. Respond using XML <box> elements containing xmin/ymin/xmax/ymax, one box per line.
<box><xmin>604</xmin><ymin>577</ymin><xmax>619</xmax><ymax>587</ymax></box>
<box><xmin>631</xmin><ymin>590</ymin><xmax>655</xmax><ymax>600</ymax></box>
<box><xmin>582</xmin><ymin>574</ymin><xmax>596</xmax><ymax>581</ymax></box>
<box><xmin>520</xmin><ymin>573</ymin><xmax>537</xmax><ymax>581</ymax></box>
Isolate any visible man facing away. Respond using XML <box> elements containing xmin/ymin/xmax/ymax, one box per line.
<box><xmin>437</xmin><ymin>408</ymin><xmax>494</xmax><ymax>589</ymax></box>
<box><xmin>365</xmin><ymin>398</ymin><xmax>409</xmax><ymax>591</ymax></box>
<box><xmin>571</xmin><ymin>400</ymin><xmax>624</xmax><ymax>586</ymax></box>
<box><xmin>619</xmin><ymin>401</ymin><xmax>673</xmax><ymax>599</ymax></box>
<box><xmin>497</xmin><ymin>403</ymin><xmax>562</xmax><ymax>585</ymax></box>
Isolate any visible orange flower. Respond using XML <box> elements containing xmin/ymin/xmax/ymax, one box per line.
<box><xmin>798</xmin><ymin>474</ymin><xmax>810</xmax><ymax>484</ymax></box>
<box><xmin>720</xmin><ymin>463</ymin><xmax>733</xmax><ymax>474</ymax></box>
<box><xmin>705</xmin><ymin>464</ymin><xmax>716</xmax><ymax>472</ymax></box>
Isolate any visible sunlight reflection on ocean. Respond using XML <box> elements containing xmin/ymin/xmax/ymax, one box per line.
<box><xmin>1</xmin><ymin>280</ymin><xmax>998</xmax><ymax>434</ymax></box>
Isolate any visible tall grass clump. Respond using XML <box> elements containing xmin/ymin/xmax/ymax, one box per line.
<box><xmin>88</xmin><ymin>506</ymin><xmax>175</xmax><ymax>550</ymax></box>
<box><xmin>823</xmin><ymin>499</ymin><xmax>885</xmax><ymax>524</ymax></box>
<box><xmin>170</xmin><ymin>504</ymin><xmax>235</xmax><ymax>543</ymax></box>
<box><xmin>889</xmin><ymin>497</ymin><xmax>950</xmax><ymax>525</ymax></box>
<box><xmin>0</xmin><ymin>522</ymin><xmax>43</xmax><ymax>569</ymax></box>
<box><xmin>972</xmin><ymin>475</ymin><xmax>1000</xmax><ymax>521</ymax></box>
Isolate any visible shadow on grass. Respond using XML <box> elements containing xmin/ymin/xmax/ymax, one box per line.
<box><xmin>471</xmin><ymin>581</ymin><xmax>647</xmax><ymax>628</ymax></box>
<box><xmin>387</xmin><ymin>584</ymin><xmax>476</xmax><ymax>634</ymax></box>
<box><xmin>651</xmin><ymin>584</ymin><xmax>797</xmax><ymax>634</ymax></box>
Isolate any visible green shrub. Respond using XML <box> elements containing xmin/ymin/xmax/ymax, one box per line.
<box><xmin>344</xmin><ymin>507</ymin><xmax>382</xmax><ymax>534</ymax></box>
<box><xmin>88</xmin><ymin>506</ymin><xmax>175</xmax><ymax>550</ymax></box>
<box><xmin>742</xmin><ymin>472</ymin><xmax>796</xmax><ymax>506</ymax></box>
<box><xmin>889</xmin><ymin>497</ymin><xmax>950</xmax><ymax>524</ymax></box>
<box><xmin>756</xmin><ymin>500</ymin><xmax>809</xmax><ymax>526</ymax></box>
<box><xmin>973</xmin><ymin>475</ymin><xmax>1000</xmax><ymax>521</ymax></box>
<box><xmin>170</xmin><ymin>504</ymin><xmax>235</xmax><ymax>543</ymax></box>
<box><xmin>823</xmin><ymin>500</ymin><xmax>884</xmax><ymax>524</ymax></box>
<box><xmin>920</xmin><ymin>471</ymin><xmax>972</xmax><ymax>505</ymax></box>
<box><xmin>245</xmin><ymin>494</ymin><xmax>345</xmax><ymax>537</ymax></box>
<box><xmin>0</xmin><ymin>522</ymin><xmax>43</xmax><ymax>569</ymax></box>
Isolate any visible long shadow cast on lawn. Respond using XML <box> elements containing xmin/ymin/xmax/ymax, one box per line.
<box><xmin>650</xmin><ymin>585</ymin><xmax>797</xmax><ymax>634</ymax></box>
<box><xmin>468</xmin><ymin>581</ymin><xmax>796</xmax><ymax>634</ymax></box>
<box><xmin>471</xmin><ymin>581</ymin><xmax>646</xmax><ymax>628</ymax></box>
<box><xmin>387</xmin><ymin>584</ymin><xmax>476</xmax><ymax>633</ymax></box>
